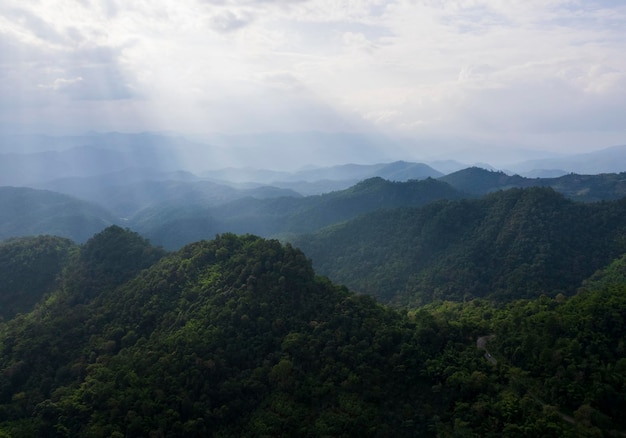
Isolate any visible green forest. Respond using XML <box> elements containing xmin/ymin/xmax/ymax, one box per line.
<box><xmin>294</xmin><ymin>187</ymin><xmax>626</xmax><ymax>305</ymax></box>
<box><xmin>1</xmin><ymin>184</ymin><xmax>626</xmax><ymax>436</ymax></box>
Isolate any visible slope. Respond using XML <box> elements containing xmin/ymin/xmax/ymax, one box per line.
<box><xmin>0</xmin><ymin>229</ymin><xmax>430</xmax><ymax>436</ymax></box>
<box><xmin>0</xmin><ymin>187</ymin><xmax>118</xmax><ymax>243</ymax></box>
<box><xmin>406</xmin><ymin>255</ymin><xmax>626</xmax><ymax>436</ymax></box>
<box><xmin>2</xmin><ymin>228</ymin><xmax>625</xmax><ymax>436</ymax></box>
<box><xmin>440</xmin><ymin>167</ymin><xmax>626</xmax><ymax>201</ymax></box>
<box><xmin>0</xmin><ymin>236</ymin><xmax>76</xmax><ymax>320</ymax></box>
<box><xmin>129</xmin><ymin>177</ymin><xmax>463</xmax><ymax>249</ymax></box>
<box><xmin>509</xmin><ymin>144</ymin><xmax>626</xmax><ymax>175</ymax></box>
<box><xmin>293</xmin><ymin>187</ymin><xmax>626</xmax><ymax>304</ymax></box>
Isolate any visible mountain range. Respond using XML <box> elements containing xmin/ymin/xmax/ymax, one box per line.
<box><xmin>1</xmin><ymin>165</ymin><xmax>626</xmax><ymax>249</ymax></box>
<box><xmin>0</xmin><ymin>227</ymin><xmax>624</xmax><ymax>435</ymax></box>
<box><xmin>1</xmin><ymin>131</ymin><xmax>626</xmax><ymax>436</ymax></box>
<box><xmin>2</xmin><ymin>132</ymin><xmax>625</xmax><ymax>186</ymax></box>
<box><xmin>293</xmin><ymin>187</ymin><xmax>626</xmax><ymax>305</ymax></box>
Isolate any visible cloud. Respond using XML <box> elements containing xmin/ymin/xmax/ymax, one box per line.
<box><xmin>0</xmin><ymin>0</ymin><xmax>625</xmax><ymax>153</ymax></box>
<box><xmin>208</xmin><ymin>10</ymin><xmax>254</xmax><ymax>33</ymax></box>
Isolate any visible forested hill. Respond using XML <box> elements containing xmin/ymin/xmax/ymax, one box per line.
<box><xmin>293</xmin><ymin>187</ymin><xmax>626</xmax><ymax>305</ymax></box>
<box><xmin>3</xmin><ymin>170</ymin><xmax>626</xmax><ymax>249</ymax></box>
<box><xmin>1</xmin><ymin>227</ymin><xmax>625</xmax><ymax>436</ymax></box>
<box><xmin>0</xmin><ymin>228</ymin><xmax>430</xmax><ymax>436</ymax></box>
<box><xmin>439</xmin><ymin>167</ymin><xmax>626</xmax><ymax>201</ymax></box>
<box><xmin>132</xmin><ymin>176</ymin><xmax>464</xmax><ymax>248</ymax></box>
<box><xmin>0</xmin><ymin>236</ymin><xmax>76</xmax><ymax>321</ymax></box>
<box><xmin>409</xmin><ymin>254</ymin><xmax>626</xmax><ymax>436</ymax></box>
<box><xmin>0</xmin><ymin>187</ymin><xmax>117</xmax><ymax>243</ymax></box>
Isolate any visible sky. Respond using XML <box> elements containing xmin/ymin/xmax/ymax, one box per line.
<box><xmin>1</xmin><ymin>0</ymin><xmax>626</xmax><ymax>157</ymax></box>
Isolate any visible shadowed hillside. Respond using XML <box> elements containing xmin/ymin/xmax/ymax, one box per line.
<box><xmin>0</xmin><ymin>187</ymin><xmax>117</xmax><ymax>243</ymax></box>
<box><xmin>293</xmin><ymin>187</ymin><xmax>626</xmax><ymax>304</ymax></box>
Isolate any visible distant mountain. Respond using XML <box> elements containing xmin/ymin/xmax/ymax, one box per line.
<box><xmin>285</xmin><ymin>161</ymin><xmax>443</xmax><ymax>183</ymax></box>
<box><xmin>440</xmin><ymin>167</ymin><xmax>626</xmax><ymax>201</ymax></box>
<box><xmin>426</xmin><ymin>159</ymin><xmax>469</xmax><ymax>174</ymax></box>
<box><xmin>293</xmin><ymin>187</ymin><xmax>626</xmax><ymax>304</ymax></box>
<box><xmin>131</xmin><ymin>177</ymin><xmax>464</xmax><ymax>248</ymax></box>
<box><xmin>518</xmin><ymin>168</ymin><xmax>568</xmax><ymax>178</ymax></box>
<box><xmin>509</xmin><ymin>144</ymin><xmax>626</xmax><ymax>174</ymax></box>
<box><xmin>3</xmin><ymin>132</ymin><xmax>624</xmax><ymax>187</ymax></box>
<box><xmin>372</xmin><ymin>161</ymin><xmax>444</xmax><ymax>181</ymax></box>
<box><xmin>0</xmin><ymin>187</ymin><xmax>117</xmax><ymax>242</ymax></box>
<box><xmin>544</xmin><ymin>172</ymin><xmax>626</xmax><ymax>201</ymax></box>
<box><xmin>439</xmin><ymin>167</ymin><xmax>527</xmax><ymax>194</ymax></box>
<box><xmin>0</xmin><ymin>132</ymin><xmax>218</xmax><ymax>186</ymax></box>
<box><xmin>42</xmin><ymin>176</ymin><xmax>301</xmax><ymax>218</ymax></box>
<box><xmin>203</xmin><ymin>160</ymin><xmax>443</xmax><ymax>190</ymax></box>
<box><xmin>40</xmin><ymin>167</ymin><xmax>203</xmax><ymax>194</ymax></box>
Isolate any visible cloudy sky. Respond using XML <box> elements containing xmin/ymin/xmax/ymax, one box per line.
<box><xmin>1</xmin><ymin>0</ymin><xmax>626</xmax><ymax>155</ymax></box>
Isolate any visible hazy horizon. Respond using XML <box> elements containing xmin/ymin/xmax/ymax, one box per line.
<box><xmin>2</xmin><ymin>129</ymin><xmax>621</xmax><ymax>174</ymax></box>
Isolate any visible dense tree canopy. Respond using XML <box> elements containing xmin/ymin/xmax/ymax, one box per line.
<box><xmin>0</xmin><ymin>185</ymin><xmax>625</xmax><ymax>436</ymax></box>
<box><xmin>0</xmin><ymin>236</ymin><xmax>76</xmax><ymax>320</ymax></box>
<box><xmin>294</xmin><ymin>188</ymin><xmax>626</xmax><ymax>304</ymax></box>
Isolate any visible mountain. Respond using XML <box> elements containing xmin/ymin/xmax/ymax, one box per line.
<box><xmin>284</xmin><ymin>161</ymin><xmax>443</xmax><ymax>183</ymax></box>
<box><xmin>0</xmin><ymin>236</ymin><xmax>76</xmax><ymax>320</ymax></box>
<box><xmin>373</xmin><ymin>161</ymin><xmax>444</xmax><ymax>181</ymax></box>
<box><xmin>40</xmin><ymin>168</ymin><xmax>203</xmax><ymax>195</ymax></box>
<box><xmin>293</xmin><ymin>187</ymin><xmax>626</xmax><ymax>304</ymax></box>
<box><xmin>1</xmin><ymin>131</ymin><xmax>410</xmax><ymax>187</ymax></box>
<box><xmin>508</xmin><ymin>144</ymin><xmax>626</xmax><ymax>175</ymax></box>
<box><xmin>4</xmin><ymin>167</ymin><xmax>625</xmax><ymax>251</ymax></box>
<box><xmin>0</xmin><ymin>187</ymin><xmax>117</xmax><ymax>242</ymax></box>
<box><xmin>131</xmin><ymin>177</ymin><xmax>464</xmax><ymax>249</ymax></box>
<box><xmin>203</xmin><ymin>160</ymin><xmax>443</xmax><ymax>195</ymax></box>
<box><xmin>415</xmin><ymin>256</ymin><xmax>626</xmax><ymax>436</ymax></box>
<box><xmin>439</xmin><ymin>167</ymin><xmax>528</xmax><ymax>194</ymax></box>
<box><xmin>542</xmin><ymin>172</ymin><xmax>626</xmax><ymax>201</ymax></box>
<box><xmin>0</xmin><ymin>132</ymin><xmax>219</xmax><ymax>186</ymax></box>
<box><xmin>0</xmin><ymin>228</ymin><xmax>430</xmax><ymax>436</ymax></box>
<box><xmin>1</xmin><ymin>228</ymin><xmax>624</xmax><ymax>436</ymax></box>
<box><xmin>44</xmin><ymin>176</ymin><xmax>301</xmax><ymax>218</ymax></box>
<box><xmin>440</xmin><ymin>167</ymin><xmax>626</xmax><ymax>201</ymax></box>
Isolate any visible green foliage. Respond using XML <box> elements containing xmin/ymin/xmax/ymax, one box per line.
<box><xmin>1</xmin><ymin>227</ymin><xmax>625</xmax><ymax>436</ymax></box>
<box><xmin>295</xmin><ymin>188</ymin><xmax>626</xmax><ymax>304</ymax></box>
<box><xmin>0</xmin><ymin>236</ymin><xmax>76</xmax><ymax>320</ymax></box>
<box><xmin>407</xmin><ymin>268</ymin><xmax>626</xmax><ymax>435</ymax></box>
<box><xmin>440</xmin><ymin>167</ymin><xmax>626</xmax><ymax>202</ymax></box>
<box><xmin>439</xmin><ymin>167</ymin><xmax>528</xmax><ymax>195</ymax></box>
<box><xmin>0</xmin><ymin>187</ymin><xmax>116</xmax><ymax>243</ymax></box>
<box><xmin>133</xmin><ymin>177</ymin><xmax>464</xmax><ymax>249</ymax></box>
<box><xmin>62</xmin><ymin>225</ymin><xmax>166</xmax><ymax>301</ymax></box>
<box><xmin>0</xmin><ymin>232</ymin><xmax>429</xmax><ymax>436</ymax></box>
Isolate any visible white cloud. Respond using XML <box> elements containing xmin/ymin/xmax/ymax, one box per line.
<box><xmin>1</xmin><ymin>0</ymin><xmax>625</xmax><ymax>152</ymax></box>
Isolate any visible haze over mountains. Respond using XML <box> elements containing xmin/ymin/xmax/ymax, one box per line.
<box><xmin>1</xmin><ymin>131</ymin><xmax>626</xmax><ymax>435</ymax></box>
<box><xmin>3</xmin><ymin>0</ymin><xmax>626</xmax><ymax>433</ymax></box>
<box><xmin>2</xmin><ymin>132</ymin><xmax>625</xmax><ymax>187</ymax></box>
<box><xmin>1</xmin><ymin>132</ymin><xmax>626</xmax><ymax>249</ymax></box>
